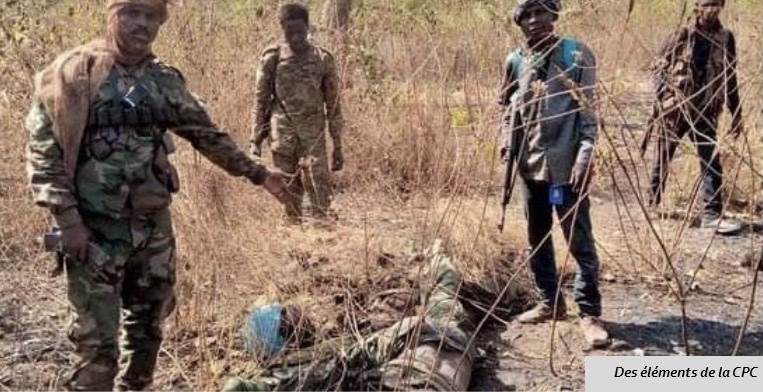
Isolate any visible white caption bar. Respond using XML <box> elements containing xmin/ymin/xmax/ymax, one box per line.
<box><xmin>586</xmin><ymin>356</ymin><xmax>763</xmax><ymax>392</ymax></box>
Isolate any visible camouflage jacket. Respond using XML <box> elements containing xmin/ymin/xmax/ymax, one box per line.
<box><xmin>223</xmin><ymin>241</ymin><xmax>476</xmax><ymax>391</ymax></box>
<box><xmin>651</xmin><ymin>20</ymin><xmax>741</xmax><ymax>120</ymax></box>
<box><xmin>27</xmin><ymin>58</ymin><xmax>268</xmax><ymax>228</ymax></box>
<box><xmin>251</xmin><ymin>43</ymin><xmax>343</xmax><ymax>148</ymax></box>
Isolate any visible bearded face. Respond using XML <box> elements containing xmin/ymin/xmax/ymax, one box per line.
<box><xmin>105</xmin><ymin>1</ymin><xmax>167</xmax><ymax>64</ymax></box>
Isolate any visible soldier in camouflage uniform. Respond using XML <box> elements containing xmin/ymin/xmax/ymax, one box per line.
<box><xmin>647</xmin><ymin>0</ymin><xmax>744</xmax><ymax>234</ymax></box>
<box><xmin>251</xmin><ymin>3</ymin><xmax>345</xmax><ymax>223</ymax></box>
<box><xmin>222</xmin><ymin>240</ymin><xmax>476</xmax><ymax>391</ymax></box>
<box><xmin>26</xmin><ymin>1</ymin><xmax>287</xmax><ymax>390</ymax></box>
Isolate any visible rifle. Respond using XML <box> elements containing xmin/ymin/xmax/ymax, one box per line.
<box><xmin>640</xmin><ymin>102</ymin><xmax>659</xmax><ymax>158</ymax></box>
<box><xmin>497</xmin><ymin>109</ymin><xmax>524</xmax><ymax>232</ymax></box>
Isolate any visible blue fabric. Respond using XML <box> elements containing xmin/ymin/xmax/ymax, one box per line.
<box><xmin>244</xmin><ymin>303</ymin><xmax>285</xmax><ymax>357</ymax></box>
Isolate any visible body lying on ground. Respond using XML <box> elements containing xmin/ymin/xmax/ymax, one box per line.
<box><xmin>223</xmin><ymin>240</ymin><xmax>483</xmax><ymax>391</ymax></box>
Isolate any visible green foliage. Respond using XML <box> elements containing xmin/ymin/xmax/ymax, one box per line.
<box><xmin>450</xmin><ymin>106</ymin><xmax>474</xmax><ymax>128</ymax></box>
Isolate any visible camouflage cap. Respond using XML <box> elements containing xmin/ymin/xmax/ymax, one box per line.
<box><xmin>512</xmin><ymin>0</ymin><xmax>562</xmax><ymax>25</ymax></box>
<box><xmin>697</xmin><ymin>0</ymin><xmax>725</xmax><ymax>5</ymax></box>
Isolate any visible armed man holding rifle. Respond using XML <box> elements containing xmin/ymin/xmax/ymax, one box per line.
<box><xmin>498</xmin><ymin>0</ymin><xmax>608</xmax><ymax>348</ymax></box>
<box><xmin>643</xmin><ymin>0</ymin><xmax>744</xmax><ymax>235</ymax></box>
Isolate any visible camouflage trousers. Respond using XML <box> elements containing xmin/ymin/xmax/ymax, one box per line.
<box><xmin>223</xmin><ymin>240</ymin><xmax>475</xmax><ymax>391</ymax></box>
<box><xmin>270</xmin><ymin>129</ymin><xmax>332</xmax><ymax>220</ymax></box>
<box><xmin>65</xmin><ymin>208</ymin><xmax>176</xmax><ymax>391</ymax></box>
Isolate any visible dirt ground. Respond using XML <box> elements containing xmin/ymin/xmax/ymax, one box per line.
<box><xmin>1</xmin><ymin>37</ymin><xmax>761</xmax><ymax>392</ymax></box>
<box><xmin>472</xmin><ymin>206</ymin><xmax>763</xmax><ymax>391</ymax></box>
<box><xmin>467</xmin><ymin>86</ymin><xmax>763</xmax><ymax>390</ymax></box>
<box><xmin>2</xmin><ymin>187</ymin><xmax>762</xmax><ymax>391</ymax></box>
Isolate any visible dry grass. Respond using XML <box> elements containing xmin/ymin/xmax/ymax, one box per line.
<box><xmin>1</xmin><ymin>0</ymin><xmax>762</xmax><ymax>389</ymax></box>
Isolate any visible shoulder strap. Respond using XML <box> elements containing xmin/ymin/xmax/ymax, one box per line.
<box><xmin>317</xmin><ymin>45</ymin><xmax>334</xmax><ymax>60</ymax></box>
<box><xmin>271</xmin><ymin>45</ymin><xmax>280</xmax><ymax>92</ymax></box>
<box><xmin>503</xmin><ymin>49</ymin><xmax>524</xmax><ymax>104</ymax></box>
<box><xmin>269</xmin><ymin>46</ymin><xmax>293</xmax><ymax>122</ymax></box>
<box><xmin>106</xmin><ymin>68</ymin><xmax>121</xmax><ymax>102</ymax></box>
<box><xmin>318</xmin><ymin>46</ymin><xmax>336</xmax><ymax>76</ymax></box>
<box><xmin>510</xmin><ymin>38</ymin><xmax>578</xmax><ymax>80</ymax></box>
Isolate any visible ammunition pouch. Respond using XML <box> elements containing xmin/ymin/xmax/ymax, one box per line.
<box><xmin>154</xmin><ymin>133</ymin><xmax>181</xmax><ymax>194</ymax></box>
<box><xmin>87</xmin><ymin>104</ymin><xmax>180</xmax><ymax>129</ymax></box>
<box><xmin>88</xmin><ymin>74</ymin><xmax>180</xmax><ymax>129</ymax></box>
<box><xmin>84</xmin><ymin>93</ymin><xmax>182</xmax><ymax>195</ymax></box>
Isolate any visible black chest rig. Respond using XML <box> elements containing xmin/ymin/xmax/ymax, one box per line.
<box><xmin>83</xmin><ymin>68</ymin><xmax>181</xmax><ymax>193</ymax></box>
<box><xmin>86</xmin><ymin>69</ymin><xmax>180</xmax><ymax>135</ymax></box>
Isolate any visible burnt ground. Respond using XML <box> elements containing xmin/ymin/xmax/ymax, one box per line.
<box><xmin>469</xmin><ymin>88</ymin><xmax>763</xmax><ymax>391</ymax></box>
<box><xmin>2</xmin><ymin>194</ymin><xmax>762</xmax><ymax>392</ymax></box>
<box><xmin>2</xmin><ymin>88</ymin><xmax>762</xmax><ymax>391</ymax></box>
<box><xmin>472</xmin><ymin>231</ymin><xmax>763</xmax><ymax>391</ymax></box>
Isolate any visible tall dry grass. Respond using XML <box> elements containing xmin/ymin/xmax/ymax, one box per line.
<box><xmin>0</xmin><ymin>0</ymin><xmax>761</xmax><ymax>389</ymax></box>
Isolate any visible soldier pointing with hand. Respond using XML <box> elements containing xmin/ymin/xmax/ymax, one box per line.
<box><xmin>26</xmin><ymin>0</ymin><xmax>287</xmax><ymax>389</ymax></box>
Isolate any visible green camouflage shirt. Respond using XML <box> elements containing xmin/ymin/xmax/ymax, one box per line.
<box><xmin>652</xmin><ymin>20</ymin><xmax>740</xmax><ymax>120</ymax></box>
<box><xmin>27</xmin><ymin>58</ymin><xmax>267</xmax><ymax>228</ymax></box>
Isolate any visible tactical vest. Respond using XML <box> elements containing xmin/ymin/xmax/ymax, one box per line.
<box><xmin>78</xmin><ymin>66</ymin><xmax>180</xmax><ymax>219</ymax></box>
<box><xmin>85</xmin><ymin>69</ymin><xmax>181</xmax><ymax>132</ymax></box>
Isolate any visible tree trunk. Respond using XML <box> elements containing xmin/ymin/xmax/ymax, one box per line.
<box><xmin>321</xmin><ymin>0</ymin><xmax>353</xmax><ymax>33</ymax></box>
